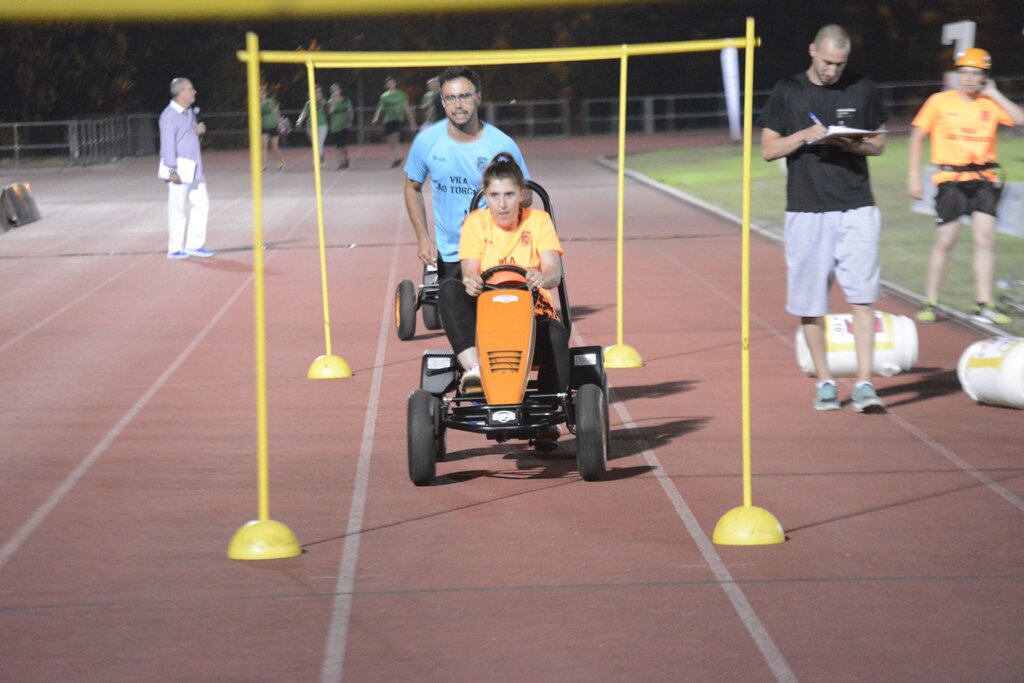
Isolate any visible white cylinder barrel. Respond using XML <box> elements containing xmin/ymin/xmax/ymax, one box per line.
<box><xmin>957</xmin><ymin>337</ymin><xmax>1024</xmax><ymax>409</ymax></box>
<box><xmin>795</xmin><ymin>311</ymin><xmax>918</xmax><ymax>378</ymax></box>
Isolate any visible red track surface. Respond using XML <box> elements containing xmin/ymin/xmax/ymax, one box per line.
<box><xmin>1</xmin><ymin>135</ymin><xmax>1022</xmax><ymax>682</ymax></box>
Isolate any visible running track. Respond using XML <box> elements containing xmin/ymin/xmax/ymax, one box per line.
<box><xmin>1</xmin><ymin>135</ymin><xmax>1022</xmax><ymax>682</ymax></box>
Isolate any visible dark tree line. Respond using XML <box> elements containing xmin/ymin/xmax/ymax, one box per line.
<box><xmin>1</xmin><ymin>0</ymin><xmax>1021</xmax><ymax>121</ymax></box>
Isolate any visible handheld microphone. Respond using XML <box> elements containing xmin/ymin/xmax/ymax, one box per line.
<box><xmin>193</xmin><ymin>107</ymin><xmax>205</xmax><ymax>140</ymax></box>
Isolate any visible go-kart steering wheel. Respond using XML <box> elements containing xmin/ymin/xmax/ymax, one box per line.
<box><xmin>480</xmin><ymin>265</ymin><xmax>539</xmax><ymax>301</ymax></box>
<box><xmin>479</xmin><ymin>266</ymin><xmax>528</xmax><ymax>290</ymax></box>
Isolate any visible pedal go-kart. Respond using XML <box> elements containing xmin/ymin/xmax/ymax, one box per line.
<box><xmin>395</xmin><ymin>263</ymin><xmax>441</xmax><ymax>340</ymax></box>
<box><xmin>406</xmin><ymin>182</ymin><xmax>610</xmax><ymax>485</ymax></box>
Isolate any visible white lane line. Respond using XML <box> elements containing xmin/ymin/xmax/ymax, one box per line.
<box><xmin>627</xmin><ymin>162</ymin><xmax>1019</xmax><ymax>504</ymax></box>
<box><xmin>593</xmin><ymin>156</ymin><xmax>781</xmax><ymax>244</ymax></box>
<box><xmin>319</xmin><ymin>204</ymin><xmax>404</xmax><ymax>683</ymax></box>
<box><xmin>0</xmin><ymin>277</ymin><xmax>251</xmax><ymax>572</ymax></box>
<box><xmin>0</xmin><ymin>171</ymin><xmax>343</xmax><ymax>571</ymax></box>
<box><xmin>571</xmin><ymin>327</ymin><xmax>798</xmax><ymax>683</ymax></box>
<box><xmin>656</xmin><ymin>247</ymin><xmax>1024</xmax><ymax>515</ymax></box>
<box><xmin>613</xmin><ymin>157</ymin><xmax>1011</xmax><ymax>340</ymax></box>
<box><xmin>0</xmin><ymin>184</ymin><xmax>252</xmax><ymax>351</ymax></box>
<box><xmin>0</xmin><ymin>257</ymin><xmax>149</xmax><ymax>355</ymax></box>
<box><xmin>0</xmin><ymin>204</ymin><xmax>152</xmax><ymax>262</ymax></box>
<box><xmin>885</xmin><ymin>411</ymin><xmax>1024</xmax><ymax>513</ymax></box>
<box><xmin>621</xmin><ymin>420</ymin><xmax>798</xmax><ymax>683</ymax></box>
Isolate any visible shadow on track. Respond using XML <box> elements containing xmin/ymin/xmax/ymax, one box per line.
<box><xmin>877</xmin><ymin>368</ymin><xmax>963</xmax><ymax>408</ymax></box>
<box><xmin>611</xmin><ymin>379</ymin><xmax>697</xmax><ymax>401</ymax></box>
<box><xmin>610</xmin><ymin>417</ymin><xmax>710</xmax><ymax>460</ymax></box>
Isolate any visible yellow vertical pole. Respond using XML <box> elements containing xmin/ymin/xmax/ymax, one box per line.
<box><xmin>616</xmin><ymin>52</ymin><xmax>627</xmax><ymax>346</ymax></box>
<box><xmin>739</xmin><ymin>20</ymin><xmax>755</xmax><ymax>509</ymax></box>
<box><xmin>248</xmin><ymin>40</ymin><xmax>271</xmax><ymax>524</ymax></box>
<box><xmin>308</xmin><ymin>62</ymin><xmax>333</xmax><ymax>358</ymax></box>
<box><xmin>603</xmin><ymin>48</ymin><xmax>643</xmax><ymax>369</ymax></box>
<box><xmin>227</xmin><ymin>32</ymin><xmax>301</xmax><ymax>560</ymax></box>
<box><xmin>713</xmin><ymin>18</ymin><xmax>784</xmax><ymax>546</ymax></box>
<box><xmin>305</xmin><ymin>62</ymin><xmax>352</xmax><ymax>380</ymax></box>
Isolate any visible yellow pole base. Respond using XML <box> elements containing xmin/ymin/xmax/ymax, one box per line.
<box><xmin>712</xmin><ymin>505</ymin><xmax>785</xmax><ymax>546</ymax></box>
<box><xmin>228</xmin><ymin>519</ymin><xmax>302</xmax><ymax>560</ymax></box>
<box><xmin>307</xmin><ymin>354</ymin><xmax>352</xmax><ymax>379</ymax></box>
<box><xmin>603</xmin><ymin>343</ymin><xmax>643</xmax><ymax>368</ymax></box>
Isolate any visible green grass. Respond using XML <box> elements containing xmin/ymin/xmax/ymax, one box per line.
<box><xmin>627</xmin><ymin>133</ymin><xmax>1024</xmax><ymax>336</ymax></box>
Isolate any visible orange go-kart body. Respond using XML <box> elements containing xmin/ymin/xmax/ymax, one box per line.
<box><xmin>476</xmin><ymin>272</ymin><xmax>536</xmax><ymax>405</ymax></box>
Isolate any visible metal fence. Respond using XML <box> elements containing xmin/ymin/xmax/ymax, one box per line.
<box><xmin>581</xmin><ymin>92</ymin><xmax>745</xmax><ymax>135</ymax></box>
<box><xmin>579</xmin><ymin>77</ymin><xmax>1024</xmax><ymax>135</ymax></box>
<box><xmin>2</xmin><ymin>78</ymin><xmax>1021</xmax><ymax>167</ymax></box>
<box><xmin>0</xmin><ymin>114</ymin><xmax>156</xmax><ymax>166</ymax></box>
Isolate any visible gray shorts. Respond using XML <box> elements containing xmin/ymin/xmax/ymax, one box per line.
<box><xmin>784</xmin><ymin>206</ymin><xmax>880</xmax><ymax>317</ymax></box>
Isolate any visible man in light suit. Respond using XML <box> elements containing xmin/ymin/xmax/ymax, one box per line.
<box><xmin>159</xmin><ymin>77</ymin><xmax>214</xmax><ymax>259</ymax></box>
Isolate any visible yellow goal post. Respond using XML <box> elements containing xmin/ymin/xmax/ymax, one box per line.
<box><xmin>236</xmin><ymin>19</ymin><xmax>779</xmax><ymax>548</ymax></box>
<box><xmin>237</xmin><ymin>25</ymin><xmax>759</xmax><ymax>361</ymax></box>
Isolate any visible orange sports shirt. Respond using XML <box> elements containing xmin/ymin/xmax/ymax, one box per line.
<box><xmin>911</xmin><ymin>89</ymin><xmax>1015</xmax><ymax>184</ymax></box>
<box><xmin>459</xmin><ymin>206</ymin><xmax>563</xmax><ymax>317</ymax></box>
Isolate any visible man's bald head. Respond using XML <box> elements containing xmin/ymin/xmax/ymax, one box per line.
<box><xmin>813</xmin><ymin>24</ymin><xmax>850</xmax><ymax>51</ymax></box>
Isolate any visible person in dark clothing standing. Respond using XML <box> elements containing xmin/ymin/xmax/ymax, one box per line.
<box><xmin>759</xmin><ymin>24</ymin><xmax>889</xmax><ymax>413</ymax></box>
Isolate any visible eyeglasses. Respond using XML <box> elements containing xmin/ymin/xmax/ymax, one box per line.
<box><xmin>441</xmin><ymin>92</ymin><xmax>476</xmax><ymax>104</ymax></box>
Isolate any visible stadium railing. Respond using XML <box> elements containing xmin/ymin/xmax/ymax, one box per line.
<box><xmin>2</xmin><ymin>78</ymin><xmax>1020</xmax><ymax>166</ymax></box>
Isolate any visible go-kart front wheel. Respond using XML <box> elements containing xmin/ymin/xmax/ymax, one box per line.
<box><xmin>395</xmin><ymin>280</ymin><xmax>417</xmax><ymax>341</ymax></box>
<box><xmin>575</xmin><ymin>383</ymin><xmax>607</xmax><ymax>481</ymax></box>
<box><xmin>408</xmin><ymin>389</ymin><xmax>439</xmax><ymax>485</ymax></box>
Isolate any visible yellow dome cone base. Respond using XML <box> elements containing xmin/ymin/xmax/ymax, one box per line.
<box><xmin>228</xmin><ymin>519</ymin><xmax>302</xmax><ymax>560</ymax></box>
<box><xmin>604</xmin><ymin>343</ymin><xmax>643</xmax><ymax>368</ymax></box>
<box><xmin>713</xmin><ymin>505</ymin><xmax>785</xmax><ymax>546</ymax></box>
<box><xmin>307</xmin><ymin>354</ymin><xmax>352</xmax><ymax>379</ymax></box>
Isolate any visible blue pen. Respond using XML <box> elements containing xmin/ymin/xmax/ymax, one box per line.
<box><xmin>809</xmin><ymin>112</ymin><xmax>823</xmax><ymax>126</ymax></box>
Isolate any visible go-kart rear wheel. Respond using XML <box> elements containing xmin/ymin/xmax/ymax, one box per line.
<box><xmin>396</xmin><ymin>280</ymin><xmax>417</xmax><ymax>341</ymax></box>
<box><xmin>422</xmin><ymin>301</ymin><xmax>441</xmax><ymax>330</ymax></box>
<box><xmin>602</xmin><ymin>372</ymin><xmax>611</xmax><ymax>456</ymax></box>
<box><xmin>407</xmin><ymin>389</ymin><xmax>438</xmax><ymax>485</ymax></box>
<box><xmin>575</xmin><ymin>383</ymin><xmax>607</xmax><ymax>481</ymax></box>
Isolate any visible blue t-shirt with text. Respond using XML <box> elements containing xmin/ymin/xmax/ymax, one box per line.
<box><xmin>404</xmin><ymin>120</ymin><xmax>529</xmax><ymax>262</ymax></box>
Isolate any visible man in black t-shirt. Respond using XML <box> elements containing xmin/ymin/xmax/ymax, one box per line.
<box><xmin>759</xmin><ymin>24</ymin><xmax>890</xmax><ymax>414</ymax></box>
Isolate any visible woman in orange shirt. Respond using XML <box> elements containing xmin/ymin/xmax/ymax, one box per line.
<box><xmin>907</xmin><ymin>47</ymin><xmax>1024</xmax><ymax>325</ymax></box>
<box><xmin>439</xmin><ymin>153</ymin><xmax>568</xmax><ymax>397</ymax></box>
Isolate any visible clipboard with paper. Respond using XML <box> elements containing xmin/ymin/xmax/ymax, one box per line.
<box><xmin>157</xmin><ymin>157</ymin><xmax>197</xmax><ymax>183</ymax></box>
<box><xmin>819</xmin><ymin>125</ymin><xmax>888</xmax><ymax>141</ymax></box>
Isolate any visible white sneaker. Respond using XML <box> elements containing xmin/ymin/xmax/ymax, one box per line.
<box><xmin>460</xmin><ymin>364</ymin><xmax>482</xmax><ymax>395</ymax></box>
<box><xmin>851</xmin><ymin>382</ymin><xmax>885</xmax><ymax>413</ymax></box>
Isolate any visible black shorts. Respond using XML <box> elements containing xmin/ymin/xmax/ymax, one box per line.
<box><xmin>934</xmin><ymin>180</ymin><xmax>1001</xmax><ymax>225</ymax></box>
<box><xmin>326</xmin><ymin>128</ymin><xmax>349</xmax><ymax>148</ymax></box>
<box><xmin>261</xmin><ymin>125</ymin><xmax>279</xmax><ymax>137</ymax></box>
<box><xmin>384</xmin><ymin>120</ymin><xmax>402</xmax><ymax>136</ymax></box>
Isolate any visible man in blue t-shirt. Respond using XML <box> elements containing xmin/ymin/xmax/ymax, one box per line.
<box><xmin>404</xmin><ymin>66</ymin><xmax>530</xmax><ymax>281</ymax></box>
